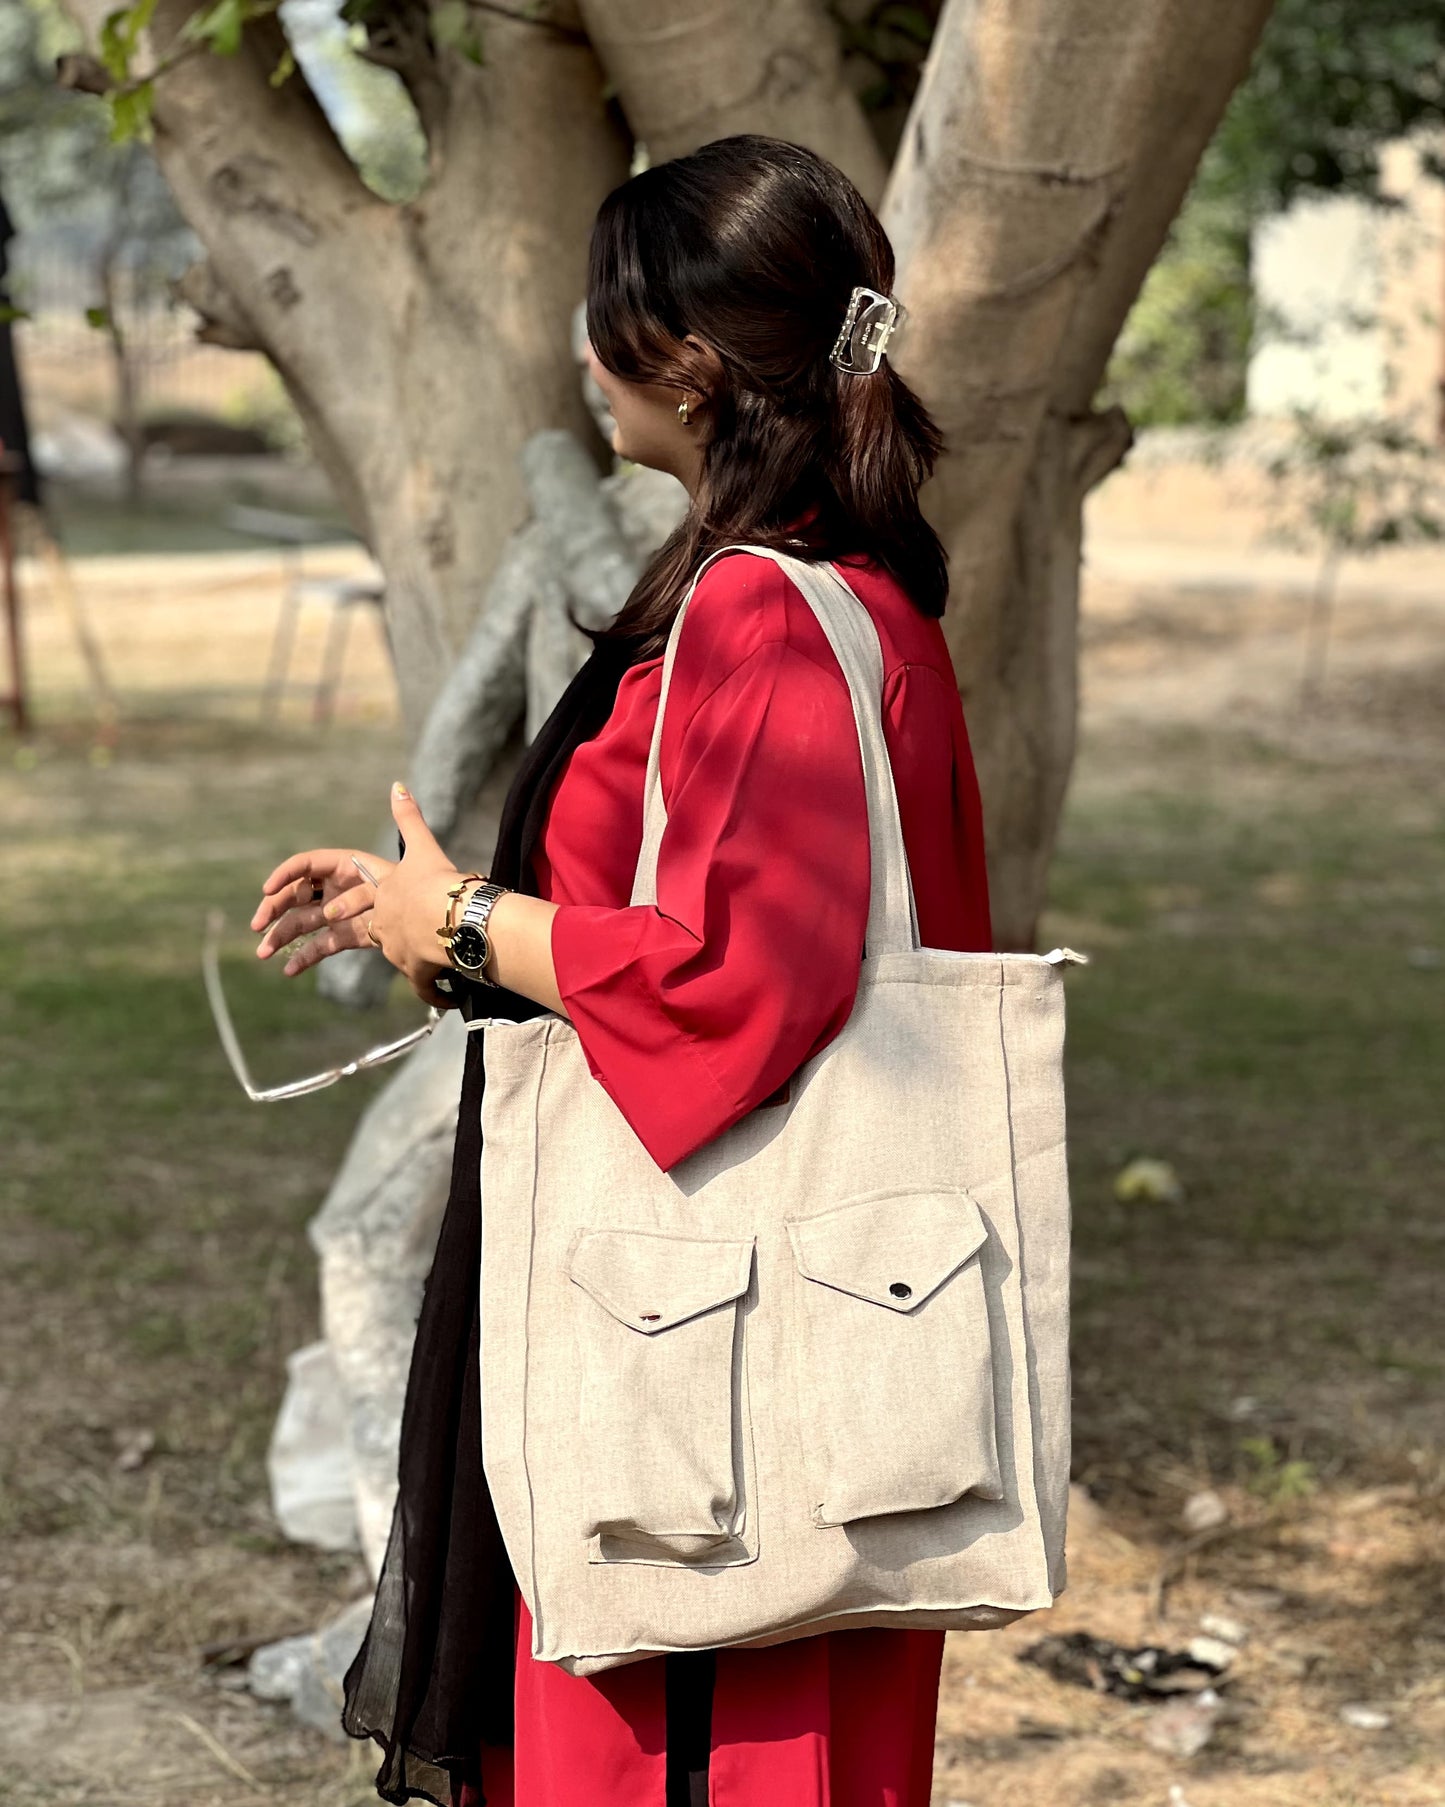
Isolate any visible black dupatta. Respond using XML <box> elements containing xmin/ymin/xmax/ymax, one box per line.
<box><xmin>340</xmin><ymin>638</ymin><xmax>638</xmax><ymax>1805</ymax></box>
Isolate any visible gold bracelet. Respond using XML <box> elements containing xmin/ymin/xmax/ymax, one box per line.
<box><xmin>434</xmin><ymin>872</ymin><xmax>485</xmax><ymax>955</ymax></box>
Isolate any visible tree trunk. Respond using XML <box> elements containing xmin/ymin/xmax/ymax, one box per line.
<box><xmin>96</xmin><ymin>234</ymin><xmax>146</xmax><ymax>508</ymax></box>
<box><xmin>882</xmin><ymin>0</ymin><xmax>1275</xmax><ymax>947</ymax></box>
<box><xmin>63</xmin><ymin>0</ymin><xmax>632</xmax><ymax>734</ymax></box>
<box><xmin>966</xmin><ymin>404</ymin><xmax>1132</xmax><ymax>942</ymax></box>
<box><xmin>61</xmin><ymin>0</ymin><xmax>1278</xmax><ymax>919</ymax></box>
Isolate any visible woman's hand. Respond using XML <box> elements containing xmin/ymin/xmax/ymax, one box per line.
<box><xmin>281</xmin><ymin>780</ymin><xmax>473</xmax><ymax>1011</ymax></box>
<box><xmin>251</xmin><ymin>845</ymin><xmax>396</xmax><ymax>973</ymax></box>
<box><xmin>370</xmin><ymin>784</ymin><xmax>466</xmax><ymax>1004</ymax></box>
<box><xmin>251</xmin><ymin>784</ymin><xmax>463</xmax><ymax>1007</ymax></box>
<box><xmin>253</xmin><ymin>782</ymin><xmax>565</xmax><ymax>1014</ymax></box>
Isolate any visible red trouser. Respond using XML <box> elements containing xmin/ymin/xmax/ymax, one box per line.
<box><xmin>458</xmin><ymin>1590</ymin><xmax>943</xmax><ymax>1807</ymax></box>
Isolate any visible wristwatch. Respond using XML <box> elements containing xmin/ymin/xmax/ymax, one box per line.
<box><xmin>438</xmin><ymin>879</ymin><xmax>510</xmax><ymax>985</ymax></box>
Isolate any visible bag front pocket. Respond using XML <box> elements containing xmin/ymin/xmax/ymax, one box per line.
<box><xmin>786</xmin><ymin>1188</ymin><xmax>1003</xmax><ymax>1527</ymax></box>
<box><xmin>568</xmin><ymin>1228</ymin><xmax>755</xmax><ymax>1562</ymax></box>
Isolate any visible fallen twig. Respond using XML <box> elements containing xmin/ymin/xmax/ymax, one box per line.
<box><xmin>168</xmin><ymin>1711</ymin><xmax>263</xmax><ymax>1793</ymax></box>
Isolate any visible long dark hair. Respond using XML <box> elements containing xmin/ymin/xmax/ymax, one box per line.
<box><xmin>585</xmin><ymin>134</ymin><xmax>948</xmax><ymax>657</ymax></box>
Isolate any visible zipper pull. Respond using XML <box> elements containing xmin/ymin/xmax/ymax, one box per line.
<box><xmin>1042</xmin><ymin>946</ymin><xmax>1091</xmax><ymax>967</ymax></box>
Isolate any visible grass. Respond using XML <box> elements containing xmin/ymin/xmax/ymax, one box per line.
<box><xmin>2</xmin><ymin>590</ymin><xmax>1442</xmax><ymax>1804</ymax></box>
<box><xmin>42</xmin><ymin>479</ymin><xmax>356</xmax><ymax>560</ymax></box>
<box><xmin>0</xmin><ymin>712</ymin><xmax>413</xmax><ymax>1557</ymax></box>
<box><xmin>1045</xmin><ymin>719</ymin><xmax>1444</xmax><ymax>1504</ymax></box>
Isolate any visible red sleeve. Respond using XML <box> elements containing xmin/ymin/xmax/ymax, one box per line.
<box><xmin>882</xmin><ymin>662</ymin><xmax>992</xmax><ymax>955</ymax></box>
<box><xmin>548</xmin><ymin>560</ymin><xmax>870</xmax><ymax>1173</ymax></box>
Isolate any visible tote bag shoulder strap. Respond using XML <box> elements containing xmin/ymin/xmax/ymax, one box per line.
<box><xmin>628</xmin><ymin>544</ymin><xmax>920</xmax><ymax>958</ymax></box>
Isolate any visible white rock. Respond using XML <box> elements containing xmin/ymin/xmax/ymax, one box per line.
<box><xmin>246</xmin><ymin>1633</ymin><xmax>314</xmax><ymax>1703</ymax></box>
<box><xmin>1181</xmin><ymin>1488</ymin><xmax>1230</xmax><ymax>1533</ymax></box>
<box><xmin>1145</xmin><ymin>1690</ymin><xmax>1221</xmax><ymax>1759</ymax></box>
<box><xmin>1186</xmin><ymin>1635</ymin><xmax>1237</xmax><ymax>1671</ymax></box>
<box><xmin>1226</xmin><ymin>1585</ymin><xmax>1285</xmax><ymax>1612</ymax></box>
<box><xmin>1198</xmin><ymin>1612</ymin><xmax>1248</xmax><ymax>1646</ymax></box>
<box><xmin>246</xmin><ymin>1601</ymin><xmax>373</xmax><ymax>1742</ymax></box>
<box><xmin>299</xmin><ymin>418</ymin><xmax>686</xmax><ymax>1575</ymax></box>
<box><xmin>316</xmin><ymin>1596</ymin><xmax>374</xmax><ymax>1686</ymax></box>
<box><xmin>1339</xmin><ymin>1703</ymin><xmax>1391</xmax><ymax>1731</ymax></box>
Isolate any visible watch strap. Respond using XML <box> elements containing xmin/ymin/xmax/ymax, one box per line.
<box><xmin>458</xmin><ymin>880</ymin><xmax>511</xmax><ymax>987</ymax></box>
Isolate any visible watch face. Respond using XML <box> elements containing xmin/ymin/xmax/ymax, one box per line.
<box><xmin>449</xmin><ymin>923</ymin><xmax>489</xmax><ymax>973</ymax></box>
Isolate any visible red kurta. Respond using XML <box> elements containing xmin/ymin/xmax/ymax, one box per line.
<box><xmin>468</xmin><ymin>548</ymin><xmax>992</xmax><ymax>1806</ymax></box>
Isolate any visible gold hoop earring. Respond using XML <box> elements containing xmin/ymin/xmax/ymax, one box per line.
<box><xmin>677</xmin><ymin>397</ymin><xmax>691</xmax><ymax>426</ymax></box>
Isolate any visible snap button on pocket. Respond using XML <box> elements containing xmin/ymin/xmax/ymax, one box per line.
<box><xmin>786</xmin><ymin>1188</ymin><xmax>1003</xmax><ymax>1526</ymax></box>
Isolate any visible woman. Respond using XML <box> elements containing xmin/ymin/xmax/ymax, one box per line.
<box><xmin>250</xmin><ymin>135</ymin><xmax>992</xmax><ymax>1807</ymax></box>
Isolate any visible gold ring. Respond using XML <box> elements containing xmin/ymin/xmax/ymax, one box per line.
<box><xmin>366</xmin><ymin>918</ymin><xmax>382</xmax><ymax>948</ymax></box>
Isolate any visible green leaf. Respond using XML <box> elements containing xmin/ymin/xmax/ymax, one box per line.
<box><xmin>99</xmin><ymin>0</ymin><xmax>159</xmax><ymax>81</ymax></box>
<box><xmin>0</xmin><ymin>304</ymin><xmax>32</xmax><ymax>326</ymax></box>
<box><xmin>85</xmin><ymin>305</ymin><xmax>113</xmax><ymax>331</ymax></box>
<box><xmin>430</xmin><ymin>0</ymin><xmax>485</xmax><ymax>65</ymax></box>
<box><xmin>99</xmin><ymin>7</ymin><xmax>133</xmax><ymax>81</ymax></box>
<box><xmin>109</xmin><ymin>80</ymin><xmax>155</xmax><ymax>144</ymax></box>
<box><xmin>183</xmin><ymin>0</ymin><xmax>248</xmax><ymax>57</ymax></box>
<box><xmin>269</xmin><ymin>43</ymin><xmax>296</xmax><ymax>86</ymax></box>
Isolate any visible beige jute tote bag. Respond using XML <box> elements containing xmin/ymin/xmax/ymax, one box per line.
<box><xmin>472</xmin><ymin>545</ymin><xmax>1084</xmax><ymax>1677</ymax></box>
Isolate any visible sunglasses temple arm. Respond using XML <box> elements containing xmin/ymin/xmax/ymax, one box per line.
<box><xmin>355</xmin><ymin>1011</ymin><xmax>444</xmax><ymax>1070</ymax></box>
<box><xmin>203</xmin><ymin>913</ymin><xmax>442</xmax><ymax>1102</ymax></box>
<box><xmin>202</xmin><ymin>909</ymin><xmax>270</xmax><ymax>1103</ymax></box>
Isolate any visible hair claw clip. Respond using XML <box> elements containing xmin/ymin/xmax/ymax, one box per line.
<box><xmin>829</xmin><ymin>285</ymin><xmax>906</xmax><ymax>375</ymax></box>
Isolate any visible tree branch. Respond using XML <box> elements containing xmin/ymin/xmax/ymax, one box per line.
<box><xmin>465</xmin><ymin>0</ymin><xmax>588</xmax><ymax>39</ymax></box>
<box><xmin>54</xmin><ymin>51</ymin><xmax>113</xmax><ymax>95</ymax></box>
<box><xmin>1052</xmin><ymin>0</ymin><xmax>1277</xmax><ymax>411</ymax></box>
<box><xmin>882</xmin><ymin>0</ymin><xmax>1275</xmax><ymax>611</ymax></box>
<box><xmin>173</xmin><ymin>257</ymin><xmax>263</xmax><ymax>351</ymax></box>
<box><xmin>61</xmin><ymin>0</ymin><xmax>375</xmax><ymax>220</ymax></box>
<box><xmin>351</xmin><ymin>1</ymin><xmax>451</xmax><ymax>158</ymax></box>
<box><xmin>578</xmin><ymin>0</ymin><xmax>885</xmax><ymax>201</ymax></box>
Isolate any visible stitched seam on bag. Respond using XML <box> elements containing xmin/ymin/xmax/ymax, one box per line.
<box><xmin>519</xmin><ymin>1024</ymin><xmax>550</xmax><ymax>1658</ymax></box>
<box><xmin>994</xmin><ymin>963</ymin><xmax>1052</xmax><ymax>1550</ymax></box>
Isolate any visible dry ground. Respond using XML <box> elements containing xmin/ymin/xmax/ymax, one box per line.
<box><xmin>1</xmin><ymin>476</ymin><xmax>1441</xmax><ymax>1806</ymax></box>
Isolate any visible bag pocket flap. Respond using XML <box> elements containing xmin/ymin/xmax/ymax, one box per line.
<box><xmin>569</xmin><ymin>1230</ymin><xmax>754</xmax><ymax>1335</ymax></box>
<box><xmin>786</xmin><ymin>1189</ymin><xmax>988</xmax><ymax>1313</ymax></box>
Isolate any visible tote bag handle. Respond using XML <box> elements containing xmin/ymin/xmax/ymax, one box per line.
<box><xmin>629</xmin><ymin>544</ymin><xmax>921</xmax><ymax>959</ymax></box>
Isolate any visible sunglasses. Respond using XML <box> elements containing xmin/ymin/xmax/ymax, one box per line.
<box><xmin>201</xmin><ymin>907</ymin><xmax>442</xmax><ymax>1102</ymax></box>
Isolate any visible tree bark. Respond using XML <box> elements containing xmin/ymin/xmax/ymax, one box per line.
<box><xmin>61</xmin><ymin>0</ymin><xmax>631</xmax><ymax>733</ymax></box>
<box><xmin>883</xmin><ymin>0</ymin><xmax>1274</xmax><ymax>947</ymax></box>
<box><xmin>578</xmin><ymin>0</ymin><xmax>885</xmax><ymax>202</ymax></box>
<box><xmin>60</xmin><ymin>0</ymin><xmax>1277</xmax><ymax>923</ymax></box>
